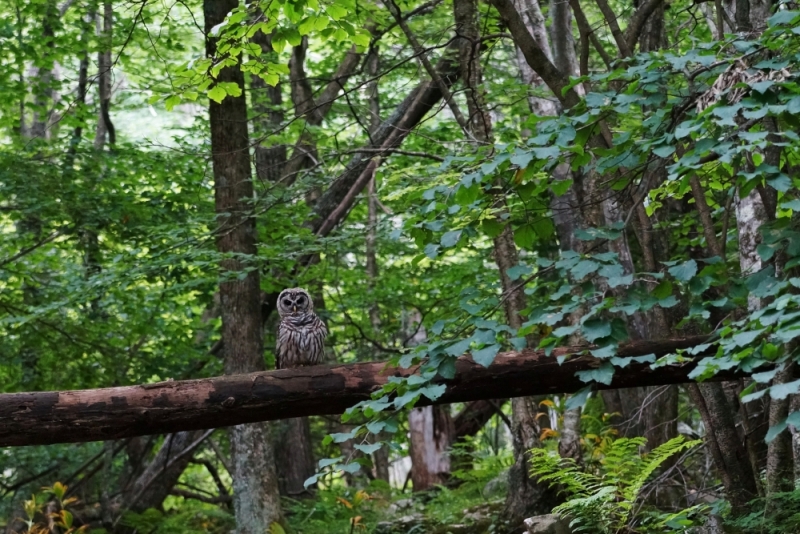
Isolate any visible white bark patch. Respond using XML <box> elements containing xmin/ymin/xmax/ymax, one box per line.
<box><xmin>735</xmin><ymin>187</ymin><xmax>767</xmax><ymax>311</ymax></box>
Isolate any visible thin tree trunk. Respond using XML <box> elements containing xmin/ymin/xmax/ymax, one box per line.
<box><xmin>364</xmin><ymin>46</ymin><xmax>391</xmax><ymax>483</ymax></box>
<box><xmin>249</xmin><ymin>21</ymin><xmax>286</xmax><ymax>184</ymax></box>
<box><xmin>29</xmin><ymin>0</ymin><xmax>59</xmax><ymax>141</ymax></box>
<box><xmin>274</xmin><ymin>417</ymin><xmax>316</xmax><ymax>496</ymax></box>
<box><xmin>204</xmin><ymin>0</ymin><xmax>283</xmax><ymax>530</ymax></box>
<box><xmin>94</xmin><ymin>0</ymin><xmax>114</xmax><ymax>150</ymax></box>
<box><xmin>766</xmin><ymin>363</ymin><xmax>794</xmax><ymax>494</ymax></box>
<box><xmin>500</xmin><ymin>0</ymin><xmax>576</xmax><ymax>520</ymax></box>
<box><xmin>690</xmin><ymin>382</ymin><xmax>759</xmax><ymax>513</ymax></box>
<box><xmin>791</xmin><ymin>394</ymin><xmax>800</xmax><ymax>485</ymax></box>
<box><xmin>408</xmin><ymin>405</ymin><xmax>454</xmax><ymax>490</ymax></box>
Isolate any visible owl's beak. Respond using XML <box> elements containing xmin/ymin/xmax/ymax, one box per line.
<box><xmin>292</xmin><ymin>305</ymin><xmax>297</xmax><ymax>313</ymax></box>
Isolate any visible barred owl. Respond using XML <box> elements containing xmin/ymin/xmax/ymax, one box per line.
<box><xmin>276</xmin><ymin>287</ymin><xmax>327</xmax><ymax>369</ymax></box>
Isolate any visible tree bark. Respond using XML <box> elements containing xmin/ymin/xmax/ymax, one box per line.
<box><xmin>363</xmin><ymin>46</ymin><xmax>392</xmax><ymax>483</ymax></box>
<box><xmin>249</xmin><ymin>22</ymin><xmax>286</xmax><ymax>184</ymax></box>
<box><xmin>93</xmin><ymin>0</ymin><xmax>114</xmax><ymax>150</ymax></box>
<box><xmin>29</xmin><ymin>0</ymin><xmax>59</xmax><ymax>141</ymax></box>
<box><xmin>766</xmin><ymin>363</ymin><xmax>794</xmax><ymax>494</ymax></box>
<box><xmin>0</xmin><ymin>337</ymin><xmax>729</xmax><ymax>447</ymax></box>
<box><xmin>204</xmin><ymin>0</ymin><xmax>282</xmax><ymax>530</ymax></box>
<box><xmin>489</xmin><ymin>0</ymin><xmax>581</xmax><ymax>108</ymax></box>
<box><xmin>408</xmin><ymin>405</ymin><xmax>454</xmax><ymax>490</ymax></box>
<box><xmin>690</xmin><ymin>382</ymin><xmax>759</xmax><ymax>513</ymax></box>
<box><xmin>122</xmin><ymin>430</ymin><xmax>210</xmax><ymax>514</ymax></box>
<box><xmin>273</xmin><ymin>417</ymin><xmax>316</xmax><ymax>496</ymax></box>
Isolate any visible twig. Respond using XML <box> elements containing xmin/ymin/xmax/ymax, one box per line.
<box><xmin>0</xmin><ymin>230</ymin><xmax>64</xmax><ymax>268</ymax></box>
<box><xmin>340</xmin><ymin>148</ymin><xmax>445</xmax><ymax>162</ymax></box>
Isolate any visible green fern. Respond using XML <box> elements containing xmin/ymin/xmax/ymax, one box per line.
<box><xmin>529</xmin><ymin>435</ymin><xmax>702</xmax><ymax>533</ymax></box>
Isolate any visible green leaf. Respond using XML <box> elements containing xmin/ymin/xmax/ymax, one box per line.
<box><xmin>607</xmin><ymin>274</ymin><xmax>633</xmax><ymax>288</ymax></box>
<box><xmin>472</xmin><ymin>344</ymin><xmax>500</xmax><ymax>367</ymax></box>
<box><xmin>731</xmin><ymin>328</ymin><xmax>763</xmax><ymax>348</ymax></box>
<box><xmin>419</xmin><ymin>383</ymin><xmax>446</xmax><ymax>400</ymax></box>
<box><xmin>507</xmin><ymin>264</ymin><xmax>532</xmax><ymax>281</ymax></box>
<box><xmin>582</xmin><ymin>318</ymin><xmax>612</xmax><ymax>343</ymax></box>
<box><xmin>424</xmin><ymin>243</ymin><xmax>439</xmax><ymax>259</ymax></box>
<box><xmin>354</xmin><ymin>443</ymin><xmax>382</xmax><ymax>454</ymax></box>
<box><xmin>770</xmin><ymin>379</ymin><xmax>800</xmax><ymax>400</ymax></box>
<box><xmin>766</xmin><ymin>418</ymin><xmax>788</xmax><ymax>443</ymax></box>
<box><xmin>164</xmin><ymin>95</ymin><xmax>181</xmax><ymax>111</ymax></box>
<box><xmin>565</xmin><ymin>386</ymin><xmax>592</xmax><ymax>410</ymax></box>
<box><xmin>441</xmin><ymin>230</ymin><xmax>462</xmax><ymax>247</ymax></box>
<box><xmin>481</xmin><ymin>219</ymin><xmax>505</xmax><ymax>238</ymax></box>
<box><xmin>575</xmin><ymin>362</ymin><xmax>615</xmax><ymax>385</ymax></box>
<box><xmin>331</xmin><ymin>428</ymin><xmax>360</xmax><ymax>443</ymax></box>
<box><xmin>652</xmin><ymin>280</ymin><xmax>673</xmax><ymax>299</ymax></box>
<box><xmin>327</xmin><ymin>4</ymin><xmax>348</xmax><ymax>19</ymax></box>
<box><xmin>207</xmin><ymin>85</ymin><xmax>227</xmax><ymax>103</ymax></box>
<box><xmin>393</xmin><ymin>389</ymin><xmax>420</xmax><ymax>409</ymax></box>
<box><xmin>610</xmin><ymin>354</ymin><xmax>655</xmax><ymax>368</ymax></box>
<box><xmin>571</xmin><ymin>260</ymin><xmax>599</xmax><ymax>279</ymax></box>
<box><xmin>668</xmin><ymin>260</ymin><xmax>697</xmax><ymax>282</ymax></box>
<box><xmin>438</xmin><ymin>358</ymin><xmax>456</xmax><ymax>379</ymax></box>
<box><xmin>551</xmin><ymin>178</ymin><xmax>573</xmax><ymax>196</ymax></box>
<box><xmin>514</xmin><ymin>224</ymin><xmax>536</xmax><ymax>249</ymax></box>
<box><xmin>553</xmin><ymin>324</ymin><xmax>578</xmax><ymax>337</ymax></box>
<box><xmin>652</xmin><ymin>144</ymin><xmax>675</xmax><ymax>158</ymax></box>
<box><xmin>445</xmin><ymin>339</ymin><xmax>472</xmax><ymax>356</ymax></box>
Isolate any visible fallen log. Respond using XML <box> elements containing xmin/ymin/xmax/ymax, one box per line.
<box><xmin>0</xmin><ymin>336</ymin><xmax>730</xmax><ymax>447</ymax></box>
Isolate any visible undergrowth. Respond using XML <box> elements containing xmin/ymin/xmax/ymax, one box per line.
<box><xmin>284</xmin><ymin>441</ymin><xmax>511</xmax><ymax>534</ymax></box>
<box><xmin>725</xmin><ymin>490</ymin><xmax>800</xmax><ymax>534</ymax></box>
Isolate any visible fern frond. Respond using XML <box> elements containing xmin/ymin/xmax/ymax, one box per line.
<box><xmin>624</xmin><ymin>436</ymin><xmax>701</xmax><ymax>504</ymax></box>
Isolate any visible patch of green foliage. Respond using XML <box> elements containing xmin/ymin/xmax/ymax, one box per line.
<box><xmin>285</xmin><ymin>443</ymin><xmax>511</xmax><ymax>534</ymax></box>
<box><xmin>529</xmin><ymin>436</ymin><xmax>706</xmax><ymax>533</ymax></box>
<box><xmin>120</xmin><ymin>505</ymin><xmax>234</xmax><ymax>534</ymax></box>
<box><xmin>725</xmin><ymin>490</ymin><xmax>800</xmax><ymax>534</ymax></box>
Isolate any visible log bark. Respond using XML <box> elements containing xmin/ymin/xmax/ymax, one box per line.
<box><xmin>0</xmin><ymin>337</ymin><xmax>731</xmax><ymax>447</ymax></box>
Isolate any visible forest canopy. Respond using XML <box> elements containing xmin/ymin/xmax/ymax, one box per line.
<box><xmin>2</xmin><ymin>0</ymin><xmax>800</xmax><ymax>532</ymax></box>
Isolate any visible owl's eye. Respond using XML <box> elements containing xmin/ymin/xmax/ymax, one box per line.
<box><xmin>297</xmin><ymin>295</ymin><xmax>305</xmax><ymax>303</ymax></box>
<box><xmin>282</xmin><ymin>299</ymin><xmax>292</xmax><ymax>306</ymax></box>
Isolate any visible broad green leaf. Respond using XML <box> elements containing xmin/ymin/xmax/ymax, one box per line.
<box><xmin>207</xmin><ymin>85</ymin><xmax>227</xmax><ymax>103</ymax></box>
<box><xmin>668</xmin><ymin>260</ymin><xmax>697</xmax><ymax>282</ymax></box>
<box><xmin>472</xmin><ymin>344</ymin><xmax>500</xmax><ymax>367</ymax></box>
<box><xmin>770</xmin><ymin>379</ymin><xmax>800</xmax><ymax>400</ymax></box>
<box><xmin>582</xmin><ymin>318</ymin><xmax>612</xmax><ymax>342</ymax></box>
<box><xmin>576</xmin><ymin>362</ymin><xmax>615</xmax><ymax>385</ymax></box>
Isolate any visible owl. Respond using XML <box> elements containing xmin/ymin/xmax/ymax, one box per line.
<box><xmin>276</xmin><ymin>287</ymin><xmax>328</xmax><ymax>369</ymax></box>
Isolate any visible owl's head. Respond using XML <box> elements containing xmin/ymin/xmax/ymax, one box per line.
<box><xmin>277</xmin><ymin>287</ymin><xmax>313</xmax><ymax>317</ymax></box>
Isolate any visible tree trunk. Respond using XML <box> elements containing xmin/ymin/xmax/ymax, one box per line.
<box><xmin>204</xmin><ymin>0</ymin><xmax>283</xmax><ymax>530</ymax></box>
<box><xmin>93</xmin><ymin>0</ymin><xmax>114</xmax><ymax>150</ymax></box>
<box><xmin>29</xmin><ymin>0</ymin><xmax>59</xmax><ymax>141</ymax></box>
<box><xmin>766</xmin><ymin>363</ymin><xmax>794</xmax><ymax>494</ymax></box>
<box><xmin>689</xmin><ymin>382</ymin><xmax>759</xmax><ymax>513</ymax></box>
<box><xmin>274</xmin><ymin>417</ymin><xmax>316</xmax><ymax>496</ymax></box>
<box><xmin>249</xmin><ymin>21</ymin><xmax>286</xmax><ymax>184</ymax></box>
<box><xmin>408</xmin><ymin>405</ymin><xmax>454</xmax><ymax>490</ymax></box>
<box><xmin>123</xmin><ymin>430</ymin><xmax>210</xmax><ymax>514</ymax></box>
<box><xmin>363</xmin><ymin>46</ymin><xmax>392</xmax><ymax>483</ymax></box>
